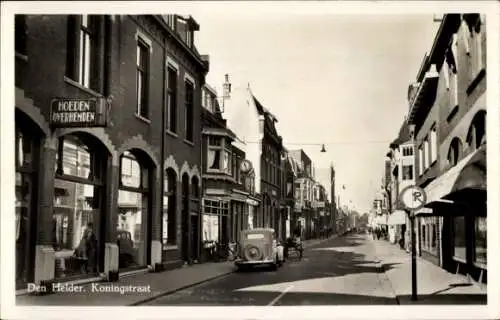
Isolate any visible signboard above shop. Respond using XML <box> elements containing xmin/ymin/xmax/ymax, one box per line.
<box><xmin>50</xmin><ymin>98</ymin><xmax>108</xmax><ymax>127</ymax></box>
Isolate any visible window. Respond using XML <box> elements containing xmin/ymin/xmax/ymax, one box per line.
<box><xmin>448</xmin><ymin>54</ymin><xmax>458</xmax><ymax>110</ymax></box>
<box><xmin>418</xmin><ymin>147</ymin><xmax>424</xmax><ymax>176</ymax></box>
<box><xmin>466</xmin><ymin>111</ymin><xmax>486</xmax><ymax>151</ymax></box>
<box><xmin>118</xmin><ymin>151</ymin><xmax>149</xmax><ymax>269</ymax></box>
<box><xmin>423</xmin><ymin>139</ymin><xmax>429</xmax><ymax>169</ymax></box>
<box><xmin>430</xmin><ymin>127</ymin><xmax>438</xmax><ymax>164</ymax></box>
<box><xmin>453</xmin><ymin>216</ymin><xmax>467</xmax><ymax>261</ymax></box>
<box><xmin>448</xmin><ymin>138</ymin><xmax>462</xmax><ymax>167</ymax></box>
<box><xmin>466</xmin><ymin>14</ymin><xmax>485</xmax><ymax>80</ymax></box>
<box><xmin>166</xmin><ymin>65</ymin><xmax>177</xmax><ymax>132</ymax></box>
<box><xmin>402</xmin><ymin>146</ymin><xmax>413</xmax><ymax>157</ymax></box>
<box><xmin>184</xmin><ymin>78</ymin><xmax>194</xmax><ymax>141</ymax></box>
<box><xmin>474</xmin><ymin>216</ymin><xmax>486</xmax><ymax>265</ymax></box>
<box><xmin>165</xmin><ymin>15</ymin><xmax>176</xmax><ymax>30</ymax></box>
<box><xmin>15</xmin><ymin>15</ymin><xmax>27</xmax><ymax>55</ymax></box>
<box><xmin>53</xmin><ymin>135</ymin><xmax>106</xmax><ymax>279</ymax></box>
<box><xmin>186</xmin><ymin>30</ymin><xmax>193</xmax><ymax>47</ymax></box>
<box><xmin>207</xmin><ymin>136</ymin><xmax>231</xmax><ymax>174</ymax></box>
<box><xmin>402</xmin><ymin>165</ymin><xmax>413</xmax><ymax>180</ymax></box>
<box><xmin>286</xmin><ymin>182</ymin><xmax>293</xmax><ymax>198</ymax></box>
<box><xmin>15</xmin><ymin>127</ymin><xmax>37</xmax><ymax>288</ymax></box>
<box><xmin>163</xmin><ymin>169</ymin><xmax>177</xmax><ymax>247</ymax></box>
<box><xmin>421</xmin><ymin>225</ymin><xmax>426</xmax><ymax>250</ymax></box>
<box><xmin>136</xmin><ymin>39</ymin><xmax>150</xmax><ymax>119</ymax></box>
<box><xmin>202</xmin><ymin>199</ymin><xmax>229</xmax><ymax>243</ymax></box>
<box><xmin>66</xmin><ymin>15</ymin><xmax>102</xmax><ymax>91</ymax></box>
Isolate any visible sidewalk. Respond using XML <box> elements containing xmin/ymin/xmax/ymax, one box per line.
<box><xmin>16</xmin><ymin>235</ymin><xmax>335</xmax><ymax>306</ymax></box>
<box><xmin>370</xmin><ymin>237</ymin><xmax>487</xmax><ymax>305</ymax></box>
<box><xmin>16</xmin><ymin>261</ymin><xmax>235</xmax><ymax>306</ymax></box>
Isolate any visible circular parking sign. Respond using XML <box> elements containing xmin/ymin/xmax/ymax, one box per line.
<box><xmin>399</xmin><ymin>185</ymin><xmax>427</xmax><ymax>211</ymax></box>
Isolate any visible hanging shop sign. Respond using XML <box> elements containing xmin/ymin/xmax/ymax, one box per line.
<box><xmin>50</xmin><ymin>97</ymin><xmax>108</xmax><ymax>127</ymax></box>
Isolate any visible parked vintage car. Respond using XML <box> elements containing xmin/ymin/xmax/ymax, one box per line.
<box><xmin>235</xmin><ymin>228</ymin><xmax>285</xmax><ymax>271</ymax></box>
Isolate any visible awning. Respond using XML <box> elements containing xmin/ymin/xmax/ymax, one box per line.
<box><xmin>387</xmin><ymin>210</ymin><xmax>407</xmax><ymax>225</ymax></box>
<box><xmin>424</xmin><ymin>144</ymin><xmax>486</xmax><ymax>206</ymax></box>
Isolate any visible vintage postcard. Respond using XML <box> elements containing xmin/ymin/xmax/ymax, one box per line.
<box><xmin>1</xmin><ymin>1</ymin><xmax>499</xmax><ymax>319</ymax></box>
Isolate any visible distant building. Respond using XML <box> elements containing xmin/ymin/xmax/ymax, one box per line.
<box><xmin>221</xmin><ymin>83</ymin><xmax>284</xmax><ymax>235</ymax></box>
<box><xmin>386</xmin><ymin>122</ymin><xmax>415</xmax><ymax>249</ymax></box>
<box><xmin>289</xmin><ymin>149</ymin><xmax>316</xmax><ymax>239</ymax></box>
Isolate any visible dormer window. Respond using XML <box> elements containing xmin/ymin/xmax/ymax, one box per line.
<box><xmin>177</xmin><ymin>18</ymin><xmax>193</xmax><ymax>48</ymax></box>
<box><xmin>165</xmin><ymin>15</ymin><xmax>175</xmax><ymax>30</ymax></box>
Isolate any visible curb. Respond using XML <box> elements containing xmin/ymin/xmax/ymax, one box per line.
<box><xmin>129</xmin><ymin>268</ymin><xmax>236</xmax><ymax>306</ymax></box>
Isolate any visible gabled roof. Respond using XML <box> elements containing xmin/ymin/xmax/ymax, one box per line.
<box><xmin>390</xmin><ymin>121</ymin><xmax>411</xmax><ymax>148</ymax></box>
<box><xmin>252</xmin><ymin>95</ymin><xmax>281</xmax><ymax>140</ymax></box>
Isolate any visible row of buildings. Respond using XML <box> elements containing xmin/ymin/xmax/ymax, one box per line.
<box><xmin>14</xmin><ymin>14</ymin><xmax>337</xmax><ymax>291</ymax></box>
<box><xmin>372</xmin><ymin>14</ymin><xmax>486</xmax><ymax>285</ymax></box>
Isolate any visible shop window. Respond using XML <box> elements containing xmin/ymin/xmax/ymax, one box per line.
<box><xmin>447</xmin><ymin>138</ymin><xmax>462</xmax><ymax>167</ymax></box>
<box><xmin>66</xmin><ymin>15</ymin><xmax>104</xmax><ymax>92</ymax></box>
<box><xmin>163</xmin><ymin>168</ymin><xmax>177</xmax><ymax>247</ymax></box>
<box><xmin>453</xmin><ymin>216</ymin><xmax>467</xmax><ymax>262</ymax></box>
<box><xmin>421</xmin><ymin>225</ymin><xmax>426</xmax><ymax>250</ymax></box>
<box><xmin>184</xmin><ymin>78</ymin><xmax>194</xmax><ymax>141</ymax></box>
<box><xmin>15</xmin><ymin>15</ymin><xmax>27</xmax><ymax>56</ymax></box>
<box><xmin>430</xmin><ymin>222</ymin><xmax>437</xmax><ymax>253</ymax></box>
<box><xmin>53</xmin><ymin>135</ymin><xmax>106</xmax><ymax>279</ymax></box>
<box><xmin>474</xmin><ymin>216</ymin><xmax>486</xmax><ymax>265</ymax></box>
<box><xmin>202</xmin><ymin>199</ymin><xmax>229</xmax><ymax>243</ymax></box>
<box><xmin>166</xmin><ymin>64</ymin><xmax>178</xmax><ymax>133</ymax></box>
<box><xmin>136</xmin><ymin>38</ymin><xmax>150</xmax><ymax>119</ymax></box>
<box><xmin>15</xmin><ymin>126</ymin><xmax>37</xmax><ymax>288</ymax></box>
<box><xmin>117</xmin><ymin>151</ymin><xmax>149</xmax><ymax>270</ymax></box>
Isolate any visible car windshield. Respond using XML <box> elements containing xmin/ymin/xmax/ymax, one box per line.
<box><xmin>246</xmin><ymin>233</ymin><xmax>265</xmax><ymax>240</ymax></box>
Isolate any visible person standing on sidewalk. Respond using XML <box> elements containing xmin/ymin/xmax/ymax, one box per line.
<box><xmin>76</xmin><ymin>222</ymin><xmax>97</xmax><ymax>274</ymax></box>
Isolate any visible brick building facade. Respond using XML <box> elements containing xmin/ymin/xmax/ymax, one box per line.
<box><xmin>14</xmin><ymin>14</ymin><xmax>208</xmax><ymax>291</ymax></box>
<box><xmin>406</xmin><ymin>14</ymin><xmax>486</xmax><ymax>283</ymax></box>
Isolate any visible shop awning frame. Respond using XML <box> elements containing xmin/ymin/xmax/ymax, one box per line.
<box><xmin>423</xmin><ymin>144</ymin><xmax>486</xmax><ymax>208</ymax></box>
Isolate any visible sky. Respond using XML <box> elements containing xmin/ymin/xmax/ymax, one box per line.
<box><xmin>192</xmin><ymin>12</ymin><xmax>440</xmax><ymax>214</ymax></box>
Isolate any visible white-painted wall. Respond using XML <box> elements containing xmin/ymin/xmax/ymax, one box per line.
<box><xmin>222</xmin><ymin>85</ymin><xmax>263</xmax><ymax>194</ymax></box>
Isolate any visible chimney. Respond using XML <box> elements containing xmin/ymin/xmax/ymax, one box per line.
<box><xmin>223</xmin><ymin>74</ymin><xmax>232</xmax><ymax>99</ymax></box>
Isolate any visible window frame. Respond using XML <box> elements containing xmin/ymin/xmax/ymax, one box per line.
<box><xmin>184</xmin><ymin>74</ymin><xmax>195</xmax><ymax>142</ymax></box>
<box><xmin>135</xmin><ymin>34</ymin><xmax>151</xmax><ymax>120</ymax></box>
<box><xmin>402</xmin><ymin>165</ymin><xmax>414</xmax><ymax>181</ymax></box>
<box><xmin>163</xmin><ymin>169</ymin><xmax>177</xmax><ymax>246</ymax></box>
<box><xmin>423</xmin><ymin>138</ymin><xmax>430</xmax><ymax>170</ymax></box>
<box><xmin>166</xmin><ymin>59</ymin><xmax>179</xmax><ymax>133</ymax></box>
<box><xmin>66</xmin><ymin>15</ymin><xmax>100</xmax><ymax>91</ymax></box>
<box><xmin>207</xmin><ymin>136</ymin><xmax>232</xmax><ymax>175</ymax></box>
<box><xmin>418</xmin><ymin>147</ymin><xmax>424</xmax><ymax>176</ymax></box>
<box><xmin>430</xmin><ymin>127</ymin><xmax>438</xmax><ymax>164</ymax></box>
